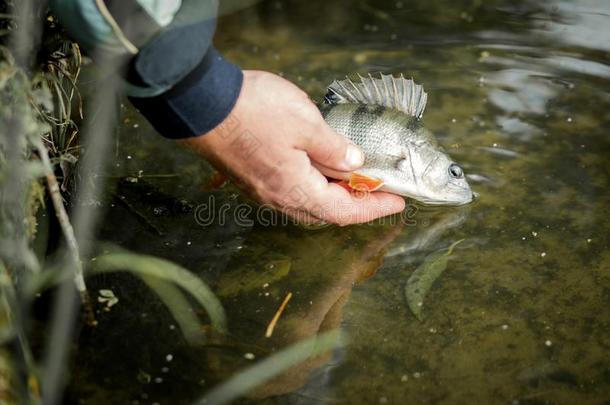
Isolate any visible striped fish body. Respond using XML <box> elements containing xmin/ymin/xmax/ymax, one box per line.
<box><xmin>319</xmin><ymin>75</ymin><xmax>473</xmax><ymax>206</ymax></box>
<box><xmin>320</xmin><ymin>103</ymin><xmax>434</xmax><ymax>171</ymax></box>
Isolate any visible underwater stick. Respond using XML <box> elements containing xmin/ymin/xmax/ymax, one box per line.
<box><xmin>265</xmin><ymin>292</ymin><xmax>292</xmax><ymax>338</ymax></box>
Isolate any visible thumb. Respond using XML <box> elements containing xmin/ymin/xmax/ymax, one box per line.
<box><xmin>304</xmin><ymin>121</ymin><xmax>364</xmax><ymax>172</ymax></box>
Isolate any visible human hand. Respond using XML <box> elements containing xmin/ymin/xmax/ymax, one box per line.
<box><xmin>181</xmin><ymin>70</ymin><xmax>405</xmax><ymax>225</ymax></box>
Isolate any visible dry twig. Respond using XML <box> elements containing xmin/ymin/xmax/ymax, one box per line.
<box><xmin>265</xmin><ymin>292</ymin><xmax>292</xmax><ymax>338</ymax></box>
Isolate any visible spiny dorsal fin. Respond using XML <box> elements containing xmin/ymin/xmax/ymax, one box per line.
<box><xmin>324</xmin><ymin>73</ymin><xmax>428</xmax><ymax>119</ymax></box>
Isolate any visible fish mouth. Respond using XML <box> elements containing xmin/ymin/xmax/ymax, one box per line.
<box><xmin>414</xmin><ymin>190</ymin><xmax>476</xmax><ymax>206</ymax></box>
<box><xmin>382</xmin><ymin>182</ymin><xmax>476</xmax><ymax>206</ymax></box>
<box><xmin>417</xmin><ymin>199</ymin><xmax>472</xmax><ymax>207</ymax></box>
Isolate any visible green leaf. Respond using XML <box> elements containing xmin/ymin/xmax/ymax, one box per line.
<box><xmin>139</xmin><ymin>274</ymin><xmax>205</xmax><ymax>345</ymax></box>
<box><xmin>405</xmin><ymin>239</ymin><xmax>464</xmax><ymax>321</ymax></box>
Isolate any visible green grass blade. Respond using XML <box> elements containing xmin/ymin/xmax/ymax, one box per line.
<box><xmin>194</xmin><ymin>330</ymin><xmax>346</xmax><ymax>405</ymax></box>
<box><xmin>91</xmin><ymin>252</ymin><xmax>226</xmax><ymax>333</ymax></box>
<box><xmin>139</xmin><ymin>274</ymin><xmax>205</xmax><ymax>345</ymax></box>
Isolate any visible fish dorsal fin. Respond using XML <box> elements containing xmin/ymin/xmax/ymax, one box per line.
<box><xmin>324</xmin><ymin>73</ymin><xmax>428</xmax><ymax>119</ymax></box>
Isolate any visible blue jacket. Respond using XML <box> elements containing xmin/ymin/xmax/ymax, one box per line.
<box><xmin>49</xmin><ymin>0</ymin><xmax>243</xmax><ymax>139</ymax></box>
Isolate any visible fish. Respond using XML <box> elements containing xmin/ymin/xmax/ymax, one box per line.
<box><xmin>319</xmin><ymin>74</ymin><xmax>474</xmax><ymax>206</ymax></box>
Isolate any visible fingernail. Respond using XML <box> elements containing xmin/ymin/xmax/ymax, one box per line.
<box><xmin>345</xmin><ymin>144</ymin><xmax>364</xmax><ymax>168</ymax></box>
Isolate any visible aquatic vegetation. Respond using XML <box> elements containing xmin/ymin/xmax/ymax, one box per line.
<box><xmin>35</xmin><ymin>37</ymin><xmax>83</xmax><ymax>162</ymax></box>
<box><xmin>0</xmin><ymin>46</ymin><xmax>52</xmax><ymax>403</ymax></box>
<box><xmin>0</xmin><ymin>2</ymin><xmax>231</xmax><ymax>401</ymax></box>
<box><xmin>405</xmin><ymin>239</ymin><xmax>464</xmax><ymax>321</ymax></box>
<box><xmin>139</xmin><ymin>275</ymin><xmax>205</xmax><ymax>345</ymax></box>
<box><xmin>89</xmin><ymin>248</ymin><xmax>228</xmax><ymax>336</ymax></box>
<box><xmin>195</xmin><ymin>330</ymin><xmax>345</xmax><ymax>405</ymax></box>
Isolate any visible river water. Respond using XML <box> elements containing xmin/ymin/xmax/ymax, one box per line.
<box><xmin>67</xmin><ymin>0</ymin><xmax>610</xmax><ymax>403</ymax></box>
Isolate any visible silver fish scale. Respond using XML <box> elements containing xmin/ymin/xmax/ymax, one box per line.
<box><xmin>321</xmin><ymin>103</ymin><xmax>435</xmax><ymax>171</ymax></box>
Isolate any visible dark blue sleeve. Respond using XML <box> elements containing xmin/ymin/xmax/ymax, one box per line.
<box><xmin>49</xmin><ymin>0</ymin><xmax>243</xmax><ymax>139</ymax></box>
<box><xmin>129</xmin><ymin>47</ymin><xmax>243</xmax><ymax>139</ymax></box>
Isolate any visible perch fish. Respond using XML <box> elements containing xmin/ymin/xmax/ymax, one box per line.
<box><xmin>321</xmin><ymin>74</ymin><xmax>474</xmax><ymax>205</ymax></box>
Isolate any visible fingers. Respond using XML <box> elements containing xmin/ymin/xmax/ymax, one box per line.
<box><xmin>315</xmin><ymin>184</ymin><xmax>406</xmax><ymax>225</ymax></box>
<box><xmin>269</xmin><ymin>158</ymin><xmax>405</xmax><ymax>225</ymax></box>
<box><xmin>284</xmin><ymin>171</ymin><xmax>405</xmax><ymax>225</ymax></box>
<box><xmin>311</xmin><ymin>162</ymin><xmax>349</xmax><ymax>181</ymax></box>
<box><xmin>280</xmin><ymin>207</ymin><xmax>326</xmax><ymax>226</ymax></box>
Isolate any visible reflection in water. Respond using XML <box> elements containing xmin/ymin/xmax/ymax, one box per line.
<box><xmin>205</xmin><ymin>223</ymin><xmax>405</xmax><ymax>399</ymax></box>
<box><xmin>204</xmin><ymin>207</ymin><xmax>470</xmax><ymax>399</ymax></box>
<box><xmin>67</xmin><ymin>0</ymin><xmax>610</xmax><ymax>403</ymax></box>
<box><xmin>385</xmin><ymin>207</ymin><xmax>470</xmax><ymax>264</ymax></box>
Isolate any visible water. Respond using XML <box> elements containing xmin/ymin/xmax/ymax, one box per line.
<box><xmin>67</xmin><ymin>0</ymin><xmax>610</xmax><ymax>403</ymax></box>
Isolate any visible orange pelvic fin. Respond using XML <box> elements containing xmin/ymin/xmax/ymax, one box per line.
<box><xmin>202</xmin><ymin>171</ymin><xmax>228</xmax><ymax>191</ymax></box>
<box><xmin>348</xmin><ymin>172</ymin><xmax>384</xmax><ymax>192</ymax></box>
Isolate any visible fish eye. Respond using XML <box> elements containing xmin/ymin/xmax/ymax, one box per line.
<box><xmin>448</xmin><ymin>163</ymin><xmax>464</xmax><ymax>179</ymax></box>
